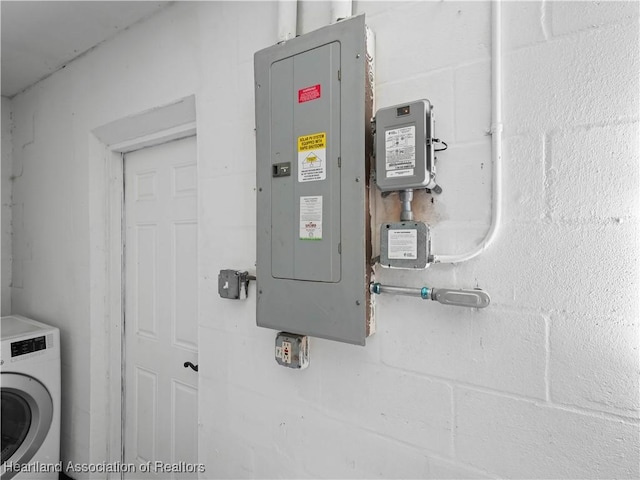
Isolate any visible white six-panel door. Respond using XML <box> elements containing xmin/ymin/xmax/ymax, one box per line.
<box><xmin>124</xmin><ymin>136</ymin><xmax>198</xmax><ymax>479</ymax></box>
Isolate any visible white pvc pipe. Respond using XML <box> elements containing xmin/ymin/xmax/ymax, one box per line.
<box><xmin>330</xmin><ymin>0</ymin><xmax>352</xmax><ymax>23</ymax></box>
<box><xmin>433</xmin><ymin>0</ymin><xmax>503</xmax><ymax>264</ymax></box>
<box><xmin>277</xmin><ymin>0</ymin><xmax>297</xmax><ymax>42</ymax></box>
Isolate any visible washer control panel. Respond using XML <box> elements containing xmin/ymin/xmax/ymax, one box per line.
<box><xmin>11</xmin><ymin>336</ymin><xmax>47</xmax><ymax>357</ymax></box>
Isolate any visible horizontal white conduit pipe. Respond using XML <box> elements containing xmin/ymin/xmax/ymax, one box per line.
<box><xmin>330</xmin><ymin>0</ymin><xmax>352</xmax><ymax>23</ymax></box>
<box><xmin>277</xmin><ymin>0</ymin><xmax>297</xmax><ymax>42</ymax></box>
<box><xmin>433</xmin><ymin>0</ymin><xmax>503</xmax><ymax>264</ymax></box>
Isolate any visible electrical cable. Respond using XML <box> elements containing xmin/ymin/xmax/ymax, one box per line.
<box><xmin>433</xmin><ymin>138</ymin><xmax>448</xmax><ymax>152</ymax></box>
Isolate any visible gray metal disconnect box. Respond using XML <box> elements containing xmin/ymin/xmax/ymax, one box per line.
<box><xmin>254</xmin><ymin>15</ymin><xmax>375</xmax><ymax>345</ymax></box>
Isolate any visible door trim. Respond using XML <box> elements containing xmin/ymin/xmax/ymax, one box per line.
<box><xmin>88</xmin><ymin>96</ymin><xmax>196</xmax><ymax>479</ymax></box>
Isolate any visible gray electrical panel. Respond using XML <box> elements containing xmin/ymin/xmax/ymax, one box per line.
<box><xmin>254</xmin><ymin>15</ymin><xmax>375</xmax><ymax>345</ymax></box>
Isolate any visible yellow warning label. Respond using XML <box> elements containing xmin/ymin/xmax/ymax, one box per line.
<box><xmin>298</xmin><ymin>132</ymin><xmax>326</xmax><ymax>152</ymax></box>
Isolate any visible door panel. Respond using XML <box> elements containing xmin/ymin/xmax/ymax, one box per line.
<box><xmin>136</xmin><ymin>224</ymin><xmax>158</xmax><ymax>339</ymax></box>
<box><xmin>171</xmin><ymin>380</ymin><xmax>198</xmax><ymax>466</ymax></box>
<box><xmin>134</xmin><ymin>367</ymin><xmax>157</xmax><ymax>463</ymax></box>
<box><xmin>172</xmin><ymin>221</ymin><xmax>197</xmax><ymax>351</ymax></box>
<box><xmin>124</xmin><ymin>136</ymin><xmax>198</xmax><ymax>479</ymax></box>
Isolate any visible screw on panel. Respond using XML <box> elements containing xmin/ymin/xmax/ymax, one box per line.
<box><xmin>356</xmin><ymin>54</ymin><xmax>361</xmax><ymax>58</ymax></box>
<box><xmin>356</xmin><ymin>300</ymin><xmax>361</xmax><ymax>305</ymax></box>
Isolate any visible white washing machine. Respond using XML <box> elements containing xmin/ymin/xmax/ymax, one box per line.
<box><xmin>1</xmin><ymin>315</ymin><xmax>61</xmax><ymax>480</ymax></box>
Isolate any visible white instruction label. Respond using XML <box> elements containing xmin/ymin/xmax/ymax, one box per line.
<box><xmin>385</xmin><ymin>126</ymin><xmax>416</xmax><ymax>177</ymax></box>
<box><xmin>387</xmin><ymin>169</ymin><xmax>414</xmax><ymax>178</ymax></box>
<box><xmin>299</xmin><ymin>196</ymin><xmax>323</xmax><ymax>240</ymax></box>
<box><xmin>388</xmin><ymin>229</ymin><xmax>418</xmax><ymax>259</ymax></box>
<box><xmin>298</xmin><ymin>132</ymin><xmax>327</xmax><ymax>183</ymax></box>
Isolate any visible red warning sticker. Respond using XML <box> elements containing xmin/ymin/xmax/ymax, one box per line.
<box><xmin>298</xmin><ymin>84</ymin><xmax>321</xmax><ymax>103</ymax></box>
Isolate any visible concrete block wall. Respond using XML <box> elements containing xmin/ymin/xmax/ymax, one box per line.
<box><xmin>4</xmin><ymin>1</ymin><xmax>639</xmax><ymax>478</ymax></box>
<box><xmin>1</xmin><ymin>97</ymin><xmax>12</xmax><ymax>314</ymax></box>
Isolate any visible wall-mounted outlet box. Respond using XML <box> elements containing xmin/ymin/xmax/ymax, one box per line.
<box><xmin>254</xmin><ymin>15</ymin><xmax>375</xmax><ymax>345</ymax></box>
<box><xmin>275</xmin><ymin>332</ymin><xmax>309</xmax><ymax>369</ymax></box>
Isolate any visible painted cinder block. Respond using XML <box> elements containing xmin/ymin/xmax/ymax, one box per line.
<box><xmin>503</xmin><ymin>1</ymin><xmax>548</xmax><ymax>49</ymax></box>
<box><xmin>501</xmin><ymin>133</ymin><xmax>546</xmax><ymax>222</ymax></box>
<box><xmin>456</xmin><ymin>388</ymin><xmax>640</xmax><ymax>478</ymax></box>
<box><xmin>320</xmin><ymin>363</ymin><xmax>453</xmax><ymax>455</ymax></box>
<box><xmin>213</xmin><ymin>384</ymin><xmax>313</xmax><ymax>453</ymax></box>
<box><xmin>196</xmin><ymin>122</ymin><xmax>256</xmax><ymax>179</ymax></box>
<box><xmin>1</xmin><ymin>98</ymin><xmax>13</xmax><ymax>315</ymax></box>
<box><xmin>199</xmin><ymin>279</ymin><xmax>258</xmax><ymax>338</ymax></box>
<box><xmin>551</xmin><ymin>1</ymin><xmax>639</xmax><ymax>37</ymax></box>
<box><xmin>380</xmin><ymin>298</ymin><xmax>547</xmax><ymax>399</ymax></box>
<box><xmin>505</xmin><ymin>22</ymin><xmax>639</xmax><ymax>134</ymax></box>
<box><xmin>433</xmin><ymin>140</ymin><xmax>492</xmax><ymax>225</ymax></box>
<box><xmin>550</xmin><ymin>313</ymin><xmax>640</xmax><ymax>416</ymax></box>
<box><xmin>368</xmin><ymin>1</ymin><xmax>490</xmax><ymax>85</ymax></box>
<box><xmin>454</xmin><ymin>60</ymin><xmax>491</xmax><ymax>143</ymax></box>
<box><xmin>198</xmin><ymin>384</ymin><xmax>261</xmax><ymax>478</ymax></box>
<box><xmin>252</xmin><ymin>448</ymin><xmax>315</xmax><ymax>480</ymax></box>
<box><xmin>200</xmin><ymin>174</ymin><xmax>256</xmax><ymax>228</ymax></box>
<box><xmin>354</xmin><ymin>1</ymin><xmax>405</xmax><ymax>20</ymax></box>
<box><xmin>457</xmin><ymin>222</ymin><xmax>639</xmax><ymax>318</ymax></box>
<box><xmin>200</xmin><ymin>381</ymin><xmax>433</xmax><ymax>478</ymax></box>
<box><xmin>547</xmin><ymin>122</ymin><xmax>640</xmax><ymax>221</ymax></box>
<box><xmin>295</xmin><ymin>411</ymin><xmax>431</xmax><ymax>479</ymax></box>
<box><xmin>428</xmin><ymin>457</ymin><xmax>494</xmax><ymax>480</ymax></box>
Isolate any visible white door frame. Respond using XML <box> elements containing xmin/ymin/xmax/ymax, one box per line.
<box><xmin>88</xmin><ymin>96</ymin><xmax>197</xmax><ymax>477</ymax></box>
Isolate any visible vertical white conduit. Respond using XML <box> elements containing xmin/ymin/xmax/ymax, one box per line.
<box><xmin>330</xmin><ymin>0</ymin><xmax>353</xmax><ymax>23</ymax></box>
<box><xmin>277</xmin><ymin>0</ymin><xmax>298</xmax><ymax>42</ymax></box>
<box><xmin>433</xmin><ymin>0</ymin><xmax>503</xmax><ymax>264</ymax></box>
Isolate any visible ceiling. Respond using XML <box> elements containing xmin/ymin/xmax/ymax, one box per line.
<box><xmin>1</xmin><ymin>1</ymin><xmax>171</xmax><ymax>98</ymax></box>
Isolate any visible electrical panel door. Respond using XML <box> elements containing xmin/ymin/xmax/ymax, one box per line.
<box><xmin>270</xmin><ymin>42</ymin><xmax>341</xmax><ymax>283</ymax></box>
<box><xmin>255</xmin><ymin>15</ymin><xmax>375</xmax><ymax>345</ymax></box>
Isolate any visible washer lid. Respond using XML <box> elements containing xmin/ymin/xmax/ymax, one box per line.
<box><xmin>1</xmin><ymin>316</ymin><xmax>53</xmax><ymax>340</ymax></box>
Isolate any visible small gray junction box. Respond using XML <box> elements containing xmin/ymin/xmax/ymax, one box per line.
<box><xmin>380</xmin><ymin>222</ymin><xmax>430</xmax><ymax>269</ymax></box>
<box><xmin>254</xmin><ymin>15</ymin><xmax>375</xmax><ymax>345</ymax></box>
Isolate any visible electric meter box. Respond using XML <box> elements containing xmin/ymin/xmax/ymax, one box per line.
<box><xmin>254</xmin><ymin>15</ymin><xmax>375</xmax><ymax>345</ymax></box>
<box><xmin>375</xmin><ymin>99</ymin><xmax>435</xmax><ymax>192</ymax></box>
